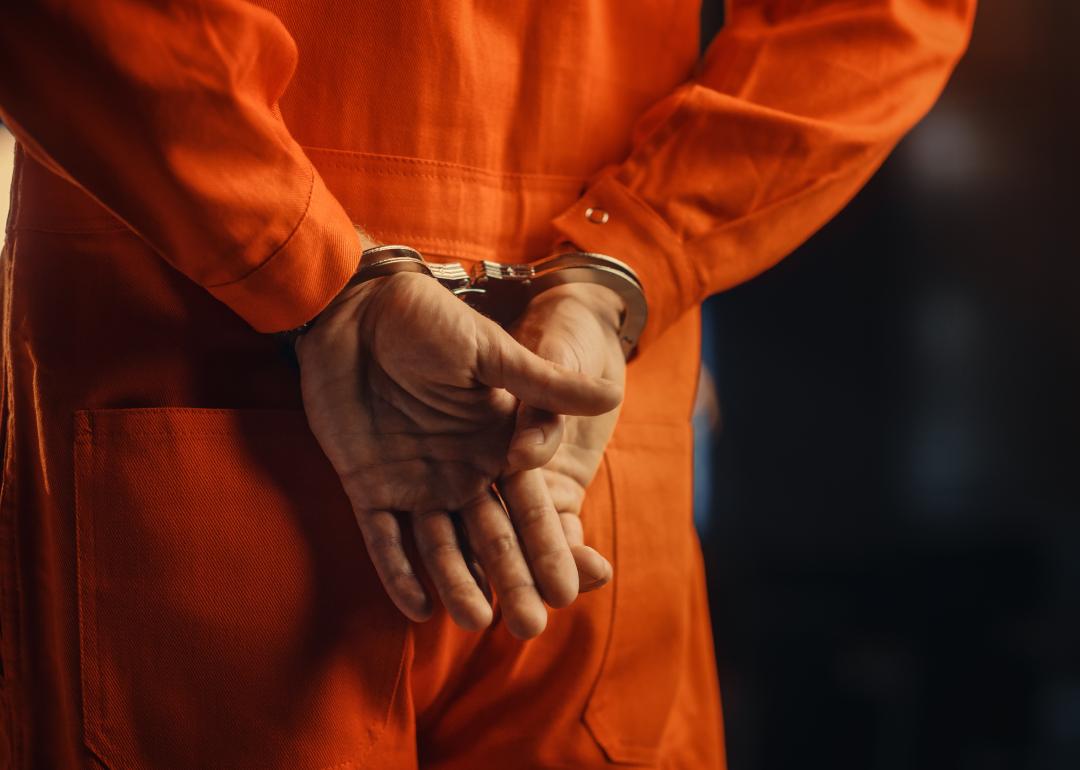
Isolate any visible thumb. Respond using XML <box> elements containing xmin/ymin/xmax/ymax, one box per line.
<box><xmin>506</xmin><ymin>405</ymin><xmax>564</xmax><ymax>472</ymax></box>
<box><xmin>560</xmin><ymin>513</ymin><xmax>612</xmax><ymax>592</ymax></box>
<box><xmin>475</xmin><ymin>321</ymin><xmax>622</xmax><ymax>416</ymax></box>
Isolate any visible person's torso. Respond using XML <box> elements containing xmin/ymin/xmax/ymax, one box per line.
<box><xmin>6</xmin><ymin>0</ymin><xmax>704</xmax><ymax>424</ymax></box>
<box><xmin>261</xmin><ymin>0</ymin><xmax>701</xmax><ymax>260</ymax></box>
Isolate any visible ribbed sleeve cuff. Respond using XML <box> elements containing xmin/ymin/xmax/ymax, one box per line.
<box><xmin>206</xmin><ymin>168</ymin><xmax>361</xmax><ymax>333</ymax></box>
<box><xmin>550</xmin><ymin>173</ymin><xmax>702</xmax><ymax>351</ymax></box>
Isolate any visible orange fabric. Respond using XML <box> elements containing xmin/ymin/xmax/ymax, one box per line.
<box><xmin>0</xmin><ymin>1</ymin><xmax>974</xmax><ymax>767</ymax></box>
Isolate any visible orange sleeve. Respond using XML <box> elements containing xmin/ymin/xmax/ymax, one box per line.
<box><xmin>0</xmin><ymin>0</ymin><xmax>359</xmax><ymax>333</ymax></box>
<box><xmin>552</xmin><ymin>0</ymin><xmax>977</xmax><ymax>351</ymax></box>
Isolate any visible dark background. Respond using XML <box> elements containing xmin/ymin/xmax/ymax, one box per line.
<box><xmin>695</xmin><ymin>2</ymin><xmax>1080</xmax><ymax>768</ymax></box>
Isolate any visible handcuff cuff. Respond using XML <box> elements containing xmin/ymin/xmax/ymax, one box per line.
<box><xmin>280</xmin><ymin>244</ymin><xmax>648</xmax><ymax>358</ymax></box>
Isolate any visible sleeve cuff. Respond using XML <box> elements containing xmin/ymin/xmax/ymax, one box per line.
<box><xmin>206</xmin><ymin>168</ymin><xmax>361</xmax><ymax>333</ymax></box>
<box><xmin>550</xmin><ymin>172</ymin><xmax>702</xmax><ymax>351</ymax></box>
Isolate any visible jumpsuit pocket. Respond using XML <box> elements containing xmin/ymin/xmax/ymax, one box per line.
<box><xmin>73</xmin><ymin>408</ymin><xmax>408</xmax><ymax>770</ymax></box>
<box><xmin>584</xmin><ymin>421</ymin><xmax>696</xmax><ymax>766</ymax></box>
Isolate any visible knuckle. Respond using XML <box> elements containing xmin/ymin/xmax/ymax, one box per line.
<box><xmin>413</xmin><ymin>508</ymin><xmax>446</xmax><ymax>523</ymax></box>
<box><xmin>366</xmin><ymin>531</ymin><xmax>404</xmax><ymax>554</ymax></box>
<box><xmin>479</xmin><ymin>533</ymin><xmax>518</xmax><ymax>561</ymax></box>
<box><xmin>500</xmin><ymin>581</ymin><xmax>538</xmax><ymax>600</ymax></box>
<box><xmin>442</xmin><ymin>578</ymin><xmax>483</xmax><ymax>604</ymax></box>
<box><xmin>385</xmin><ymin>568</ymin><xmax>418</xmax><ymax>593</ymax></box>
<box><xmin>422</xmin><ymin>540</ymin><xmax>462</xmax><ymax>563</ymax></box>
<box><xmin>514</xmin><ymin>503</ymin><xmax>553</xmax><ymax>530</ymax></box>
<box><xmin>559</xmin><ymin>512</ymin><xmax>584</xmax><ymax>535</ymax></box>
<box><xmin>530</xmin><ymin>543</ymin><xmax>571</xmax><ymax>569</ymax></box>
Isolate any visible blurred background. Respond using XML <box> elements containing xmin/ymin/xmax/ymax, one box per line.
<box><xmin>694</xmin><ymin>1</ymin><xmax>1080</xmax><ymax>769</ymax></box>
<box><xmin>1</xmin><ymin>1</ymin><xmax>1076</xmax><ymax>768</ymax></box>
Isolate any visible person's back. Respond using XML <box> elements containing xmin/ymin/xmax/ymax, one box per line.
<box><xmin>0</xmin><ymin>1</ymin><xmax>976</xmax><ymax>767</ymax></box>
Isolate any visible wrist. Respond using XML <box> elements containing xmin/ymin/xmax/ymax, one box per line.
<box><xmin>531</xmin><ymin>282</ymin><xmax>626</xmax><ymax>338</ymax></box>
<box><xmin>355</xmin><ymin>226</ymin><xmax>381</xmax><ymax>253</ymax></box>
<box><xmin>310</xmin><ymin>227</ymin><xmax>385</xmax><ymax>315</ymax></box>
<box><xmin>540</xmin><ymin>242</ymin><xmax>643</xmax><ymax>354</ymax></box>
<box><xmin>294</xmin><ymin>271</ymin><xmax>416</xmax><ymax>363</ymax></box>
<box><xmin>282</xmin><ymin>236</ymin><xmax>435</xmax><ymax>361</ymax></box>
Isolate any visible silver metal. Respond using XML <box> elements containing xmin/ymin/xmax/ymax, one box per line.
<box><xmin>425</xmin><ymin>261</ymin><xmax>474</xmax><ymax>294</ymax></box>
<box><xmin>469</xmin><ymin>251</ymin><xmax>647</xmax><ymax>357</ymax></box>
<box><xmin>278</xmin><ymin>244</ymin><xmax>648</xmax><ymax>360</ymax></box>
<box><xmin>351</xmin><ymin>245</ymin><xmax>429</xmax><ymax>282</ymax></box>
<box><xmin>584</xmin><ymin>207</ymin><xmax>610</xmax><ymax>224</ymax></box>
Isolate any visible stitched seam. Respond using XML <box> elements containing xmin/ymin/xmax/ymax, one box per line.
<box><xmin>313</xmin><ymin>159</ymin><xmax>585</xmax><ymax>192</ymax></box>
<box><xmin>204</xmin><ymin>161</ymin><xmax>317</xmax><ymax>290</ymax></box>
<box><xmin>383</xmin><ymin>233</ymin><xmax>526</xmax><ymax>248</ymax></box>
<box><xmin>584</xmin><ymin>452</ymin><xmax>619</xmax><ymax>714</ymax></box>
<box><xmin>304</xmin><ymin>146</ymin><xmax>583</xmax><ymax>184</ymax></box>
<box><xmin>73</xmin><ymin>408</ymin><xmax>393</xmax><ymax>769</ymax></box>
<box><xmin>11</xmin><ymin>224</ymin><xmax>131</xmax><ymax>236</ymax></box>
<box><xmin>601</xmin><ymin>177</ymin><xmax>706</xmax><ymax>304</ymax></box>
<box><xmin>78</xmin><ymin>414</ymin><xmax>119</xmax><ymax>767</ymax></box>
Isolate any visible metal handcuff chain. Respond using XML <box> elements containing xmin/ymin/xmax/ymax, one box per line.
<box><xmin>285</xmin><ymin>244</ymin><xmax>648</xmax><ymax>358</ymax></box>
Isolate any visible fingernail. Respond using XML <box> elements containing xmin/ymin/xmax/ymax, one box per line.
<box><xmin>583</xmin><ymin>558</ymin><xmax>612</xmax><ymax>586</ymax></box>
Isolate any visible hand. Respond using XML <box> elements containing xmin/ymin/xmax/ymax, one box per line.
<box><xmin>509</xmin><ymin>282</ymin><xmax>628</xmax><ymax>592</ymax></box>
<box><xmin>295</xmin><ymin>260</ymin><xmax>622</xmax><ymax>638</ymax></box>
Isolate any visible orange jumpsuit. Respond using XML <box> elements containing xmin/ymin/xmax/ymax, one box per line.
<box><xmin>0</xmin><ymin>1</ymin><xmax>975</xmax><ymax>767</ymax></box>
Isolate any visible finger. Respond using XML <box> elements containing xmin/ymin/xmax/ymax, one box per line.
<box><xmin>355</xmin><ymin>509</ymin><xmax>432</xmax><ymax>622</ymax></box>
<box><xmin>476</xmin><ymin>322</ymin><xmax>622</xmax><ymax>416</ymax></box>
<box><xmin>465</xmin><ymin>556</ymin><xmax>493</xmax><ymax>605</ymax></box>
<box><xmin>542</xmin><ymin>468</ymin><xmax>586</xmax><ymax>517</ymax></box>
<box><xmin>412</xmin><ymin>509</ymin><xmax>494</xmax><ymax>631</ymax></box>
<box><xmin>461</xmin><ymin>491</ymin><xmax>548</xmax><ymax>640</ymax></box>
<box><xmin>559</xmin><ymin>512</ymin><xmax>613</xmax><ymax>593</ymax></box>
<box><xmin>454</xmin><ymin>512</ymin><xmax>494</xmax><ymax>606</ymax></box>
<box><xmin>559</xmin><ymin>509</ymin><xmax>585</xmax><ymax>546</ymax></box>
<box><xmin>507</xmin><ymin>406</ymin><xmax>564</xmax><ymax>472</ymax></box>
<box><xmin>497</xmin><ymin>470</ymin><xmax>579</xmax><ymax>609</ymax></box>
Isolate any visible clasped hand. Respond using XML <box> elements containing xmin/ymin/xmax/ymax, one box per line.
<box><xmin>296</xmin><ymin>264</ymin><xmax>627</xmax><ymax>639</ymax></box>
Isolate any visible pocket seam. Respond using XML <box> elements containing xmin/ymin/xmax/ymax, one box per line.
<box><xmin>73</xmin><ymin>407</ymin><xmax>406</xmax><ymax>769</ymax></box>
<box><xmin>583</xmin><ymin>445</ymin><xmax>662</xmax><ymax>766</ymax></box>
<box><xmin>582</xmin><ymin>422</ymin><xmax>694</xmax><ymax>766</ymax></box>
<box><xmin>74</xmin><ymin>413</ymin><xmax>115</xmax><ymax>767</ymax></box>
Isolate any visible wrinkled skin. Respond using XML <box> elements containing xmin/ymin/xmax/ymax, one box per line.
<box><xmin>510</xmin><ymin>282</ymin><xmax>627</xmax><ymax>589</ymax></box>
<box><xmin>296</xmin><ymin>269</ymin><xmax>622</xmax><ymax>638</ymax></box>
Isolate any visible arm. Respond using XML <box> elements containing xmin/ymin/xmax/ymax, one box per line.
<box><xmin>519</xmin><ymin>0</ymin><xmax>976</xmax><ymax>527</ymax></box>
<box><xmin>0</xmin><ymin>0</ymin><xmax>358</xmax><ymax>332</ymax></box>
<box><xmin>551</xmin><ymin>0</ymin><xmax>978</xmax><ymax>350</ymax></box>
<box><xmin>0</xmin><ymin>0</ymin><xmax>623</xmax><ymax>637</ymax></box>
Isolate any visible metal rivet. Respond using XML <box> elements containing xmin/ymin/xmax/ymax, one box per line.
<box><xmin>585</xmin><ymin>207</ymin><xmax>610</xmax><ymax>224</ymax></box>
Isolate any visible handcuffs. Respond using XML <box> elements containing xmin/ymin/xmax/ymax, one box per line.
<box><xmin>282</xmin><ymin>244</ymin><xmax>648</xmax><ymax>358</ymax></box>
